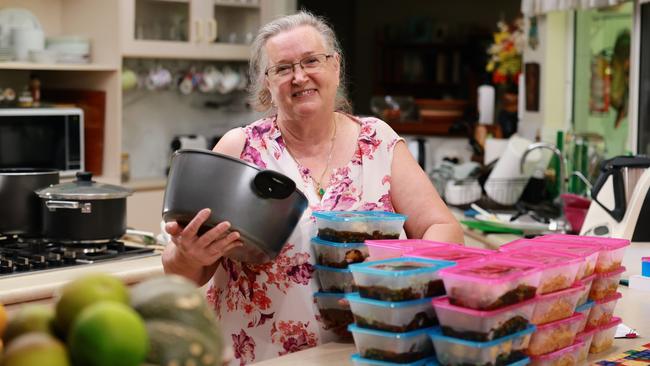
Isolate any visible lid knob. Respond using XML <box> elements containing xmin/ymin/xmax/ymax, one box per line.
<box><xmin>76</xmin><ymin>171</ymin><xmax>93</xmax><ymax>182</ymax></box>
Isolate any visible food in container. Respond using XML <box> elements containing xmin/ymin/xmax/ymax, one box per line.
<box><xmin>432</xmin><ymin>296</ymin><xmax>535</xmax><ymax>341</ymax></box>
<box><xmin>535</xmin><ymin>234</ymin><xmax>629</xmax><ymax>273</ymax></box>
<box><xmin>348</xmin><ymin>324</ymin><xmax>435</xmax><ymax>363</ymax></box>
<box><xmin>586</xmin><ymin>292</ymin><xmax>621</xmax><ymax>329</ymax></box>
<box><xmin>364</xmin><ymin>239</ymin><xmax>449</xmax><ymax>260</ymax></box>
<box><xmin>438</xmin><ymin>258</ymin><xmax>542</xmax><ymax>310</ymax></box>
<box><xmin>314</xmin><ymin>265</ymin><xmax>357</xmax><ymax>293</ymax></box>
<box><xmin>575</xmin><ymin>274</ymin><xmax>596</xmax><ymax>307</ymax></box>
<box><xmin>313</xmin><ymin>292</ymin><xmax>353</xmax><ymax>338</ymax></box>
<box><xmin>349</xmin><ymin>257</ymin><xmax>454</xmax><ymax>301</ymax></box>
<box><xmin>530</xmin><ymin>284</ymin><xmax>583</xmax><ymax>325</ymax></box>
<box><xmin>346</xmin><ymin>293</ymin><xmax>438</xmax><ymax>332</ymax></box>
<box><xmin>312</xmin><ymin>211</ymin><xmax>406</xmax><ymax>243</ymax></box>
<box><xmin>408</xmin><ymin>245</ymin><xmax>494</xmax><ymax>264</ymax></box>
<box><xmin>350</xmin><ymin>353</ymin><xmax>438</xmax><ymax>366</ymax></box>
<box><xmin>429</xmin><ymin>325</ymin><xmax>535</xmax><ymax>366</ymax></box>
<box><xmin>529</xmin><ymin>340</ymin><xmax>584</xmax><ymax>366</ymax></box>
<box><xmin>506</xmin><ymin>238</ymin><xmax>600</xmax><ymax>279</ymax></box>
<box><xmin>589</xmin><ymin>317</ymin><xmax>622</xmax><ymax>354</ymax></box>
<box><xmin>311</xmin><ymin>237</ymin><xmax>369</xmax><ymax>268</ymax></box>
<box><xmin>498</xmin><ymin>249</ymin><xmax>583</xmax><ymax>294</ymax></box>
<box><xmin>526</xmin><ymin>313</ymin><xmax>584</xmax><ymax>356</ymax></box>
<box><xmin>589</xmin><ymin>267</ymin><xmax>625</xmax><ymax>301</ymax></box>
<box><xmin>574</xmin><ymin>300</ymin><xmax>595</xmax><ymax>333</ymax></box>
<box><xmin>575</xmin><ymin>327</ymin><xmax>598</xmax><ymax>362</ymax></box>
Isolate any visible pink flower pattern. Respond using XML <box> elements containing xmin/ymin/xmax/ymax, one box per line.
<box><xmin>206</xmin><ymin>114</ymin><xmax>403</xmax><ymax>365</ymax></box>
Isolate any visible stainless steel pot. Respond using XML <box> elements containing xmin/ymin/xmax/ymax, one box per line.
<box><xmin>163</xmin><ymin>149</ymin><xmax>308</xmax><ymax>264</ymax></box>
<box><xmin>0</xmin><ymin>168</ymin><xmax>59</xmax><ymax>236</ymax></box>
<box><xmin>36</xmin><ymin>172</ymin><xmax>133</xmax><ymax>242</ymax></box>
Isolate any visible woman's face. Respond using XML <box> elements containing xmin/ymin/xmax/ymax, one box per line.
<box><xmin>264</xmin><ymin>25</ymin><xmax>340</xmax><ymax>120</ymax></box>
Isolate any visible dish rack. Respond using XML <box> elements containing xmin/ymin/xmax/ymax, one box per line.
<box><xmin>483</xmin><ymin>178</ymin><xmax>530</xmax><ymax>207</ymax></box>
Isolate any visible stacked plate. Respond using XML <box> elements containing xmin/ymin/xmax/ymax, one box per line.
<box><xmin>46</xmin><ymin>36</ymin><xmax>91</xmax><ymax>64</ymax></box>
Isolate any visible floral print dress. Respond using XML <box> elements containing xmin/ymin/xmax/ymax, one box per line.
<box><xmin>206</xmin><ymin>114</ymin><xmax>404</xmax><ymax>365</ymax></box>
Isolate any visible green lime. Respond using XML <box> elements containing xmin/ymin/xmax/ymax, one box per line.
<box><xmin>2</xmin><ymin>333</ymin><xmax>70</xmax><ymax>366</ymax></box>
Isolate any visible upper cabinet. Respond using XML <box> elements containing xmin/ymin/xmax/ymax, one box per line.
<box><xmin>120</xmin><ymin>0</ymin><xmax>288</xmax><ymax>60</ymax></box>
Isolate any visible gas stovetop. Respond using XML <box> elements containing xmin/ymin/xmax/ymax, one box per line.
<box><xmin>0</xmin><ymin>235</ymin><xmax>156</xmax><ymax>278</ymax></box>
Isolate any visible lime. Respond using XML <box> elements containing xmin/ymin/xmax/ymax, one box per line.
<box><xmin>3</xmin><ymin>304</ymin><xmax>55</xmax><ymax>344</ymax></box>
<box><xmin>2</xmin><ymin>332</ymin><xmax>70</xmax><ymax>366</ymax></box>
<box><xmin>68</xmin><ymin>301</ymin><xmax>148</xmax><ymax>366</ymax></box>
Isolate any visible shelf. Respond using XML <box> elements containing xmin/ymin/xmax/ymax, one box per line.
<box><xmin>387</xmin><ymin>122</ymin><xmax>465</xmax><ymax>136</ymax></box>
<box><xmin>214</xmin><ymin>1</ymin><xmax>260</xmax><ymax>9</ymax></box>
<box><xmin>121</xmin><ymin>40</ymin><xmax>251</xmax><ymax>60</ymax></box>
<box><xmin>0</xmin><ymin>62</ymin><xmax>119</xmax><ymax>71</ymax></box>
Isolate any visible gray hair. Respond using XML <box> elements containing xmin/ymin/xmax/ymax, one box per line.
<box><xmin>248</xmin><ymin>11</ymin><xmax>351</xmax><ymax>113</ymax></box>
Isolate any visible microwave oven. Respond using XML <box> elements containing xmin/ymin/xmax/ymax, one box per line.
<box><xmin>0</xmin><ymin>107</ymin><xmax>84</xmax><ymax>177</ymax></box>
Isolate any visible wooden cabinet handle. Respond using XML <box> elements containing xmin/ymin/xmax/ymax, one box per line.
<box><xmin>207</xmin><ymin>19</ymin><xmax>218</xmax><ymax>43</ymax></box>
<box><xmin>194</xmin><ymin>20</ymin><xmax>203</xmax><ymax>43</ymax></box>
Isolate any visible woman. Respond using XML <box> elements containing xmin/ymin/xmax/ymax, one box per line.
<box><xmin>163</xmin><ymin>11</ymin><xmax>463</xmax><ymax>365</ymax></box>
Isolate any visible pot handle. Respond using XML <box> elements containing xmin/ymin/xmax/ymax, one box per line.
<box><xmin>252</xmin><ymin>170</ymin><xmax>296</xmax><ymax>199</ymax></box>
<box><xmin>46</xmin><ymin>200</ymin><xmax>92</xmax><ymax>213</ymax></box>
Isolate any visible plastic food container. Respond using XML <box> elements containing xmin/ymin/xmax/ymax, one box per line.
<box><xmin>312</xmin><ymin>211</ymin><xmax>407</xmax><ymax>243</ymax></box>
<box><xmin>575</xmin><ymin>328</ymin><xmax>598</xmax><ymax>361</ymax></box>
<box><xmin>313</xmin><ymin>292</ymin><xmax>353</xmax><ymax>338</ymax></box>
<box><xmin>350</xmin><ymin>353</ymin><xmax>438</xmax><ymax>366</ymax></box>
<box><xmin>574</xmin><ymin>300</ymin><xmax>595</xmax><ymax>333</ymax></box>
<box><xmin>429</xmin><ymin>325</ymin><xmax>535</xmax><ymax>366</ymax></box>
<box><xmin>346</xmin><ymin>293</ymin><xmax>438</xmax><ymax>332</ymax></box>
<box><xmin>589</xmin><ymin>266</ymin><xmax>625</xmax><ymax>301</ymax></box>
<box><xmin>507</xmin><ymin>238</ymin><xmax>600</xmax><ymax>280</ymax></box>
<box><xmin>530</xmin><ymin>284</ymin><xmax>583</xmax><ymax>325</ymax></box>
<box><xmin>438</xmin><ymin>258</ymin><xmax>542</xmax><ymax>310</ymax></box>
<box><xmin>589</xmin><ymin>317</ymin><xmax>622</xmax><ymax>354</ymax></box>
<box><xmin>365</xmin><ymin>239</ymin><xmax>450</xmax><ymax>260</ymax></box>
<box><xmin>349</xmin><ymin>257</ymin><xmax>454</xmax><ymax>301</ymax></box>
<box><xmin>348</xmin><ymin>324</ymin><xmax>435</xmax><ymax>363</ymax></box>
<box><xmin>526</xmin><ymin>313</ymin><xmax>584</xmax><ymax>356</ymax></box>
<box><xmin>576</xmin><ymin>274</ymin><xmax>596</xmax><ymax>307</ymax></box>
<box><xmin>311</xmin><ymin>237</ymin><xmax>369</xmax><ymax>268</ymax></box>
<box><xmin>498</xmin><ymin>249</ymin><xmax>583</xmax><ymax>294</ymax></box>
<box><xmin>432</xmin><ymin>296</ymin><xmax>536</xmax><ymax>341</ymax></box>
<box><xmin>314</xmin><ymin>265</ymin><xmax>357</xmax><ymax>293</ymax></box>
<box><xmin>529</xmin><ymin>341</ymin><xmax>584</xmax><ymax>366</ymax></box>
<box><xmin>535</xmin><ymin>234</ymin><xmax>629</xmax><ymax>274</ymax></box>
<box><xmin>408</xmin><ymin>245</ymin><xmax>494</xmax><ymax>264</ymax></box>
<box><xmin>586</xmin><ymin>292</ymin><xmax>621</xmax><ymax>329</ymax></box>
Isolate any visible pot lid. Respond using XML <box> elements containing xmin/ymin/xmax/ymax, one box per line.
<box><xmin>36</xmin><ymin>172</ymin><xmax>132</xmax><ymax>200</ymax></box>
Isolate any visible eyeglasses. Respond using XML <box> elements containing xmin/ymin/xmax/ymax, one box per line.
<box><xmin>265</xmin><ymin>53</ymin><xmax>333</xmax><ymax>81</ymax></box>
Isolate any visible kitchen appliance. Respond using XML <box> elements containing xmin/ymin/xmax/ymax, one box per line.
<box><xmin>0</xmin><ymin>168</ymin><xmax>59</xmax><ymax>236</ymax></box>
<box><xmin>163</xmin><ymin>149</ymin><xmax>308</xmax><ymax>264</ymax></box>
<box><xmin>580</xmin><ymin>156</ymin><xmax>650</xmax><ymax>241</ymax></box>
<box><xmin>171</xmin><ymin>134</ymin><xmax>208</xmax><ymax>151</ymax></box>
<box><xmin>0</xmin><ymin>107</ymin><xmax>84</xmax><ymax>177</ymax></box>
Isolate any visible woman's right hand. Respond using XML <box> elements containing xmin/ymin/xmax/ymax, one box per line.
<box><xmin>165</xmin><ymin>208</ymin><xmax>243</xmax><ymax>267</ymax></box>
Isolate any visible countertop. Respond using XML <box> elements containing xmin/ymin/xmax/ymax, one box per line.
<box><xmin>0</xmin><ymin>253</ymin><xmax>163</xmax><ymax>306</ymax></box>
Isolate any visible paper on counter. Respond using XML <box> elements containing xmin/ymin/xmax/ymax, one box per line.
<box><xmin>616</xmin><ymin>323</ymin><xmax>640</xmax><ymax>338</ymax></box>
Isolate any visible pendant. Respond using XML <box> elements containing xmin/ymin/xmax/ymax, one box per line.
<box><xmin>318</xmin><ymin>187</ymin><xmax>325</xmax><ymax>196</ymax></box>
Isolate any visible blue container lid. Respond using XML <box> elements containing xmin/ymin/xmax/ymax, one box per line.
<box><xmin>311</xmin><ymin>236</ymin><xmax>366</xmax><ymax>247</ymax></box>
<box><xmin>349</xmin><ymin>257</ymin><xmax>455</xmax><ymax>277</ymax></box>
<box><xmin>348</xmin><ymin>324</ymin><xmax>435</xmax><ymax>339</ymax></box>
<box><xmin>314</xmin><ymin>264</ymin><xmax>352</xmax><ymax>273</ymax></box>
<box><xmin>313</xmin><ymin>291</ymin><xmax>346</xmax><ymax>299</ymax></box>
<box><xmin>429</xmin><ymin>325</ymin><xmax>536</xmax><ymax>348</ymax></box>
<box><xmin>350</xmin><ymin>353</ymin><xmax>438</xmax><ymax>366</ymax></box>
<box><xmin>575</xmin><ymin>300</ymin><xmax>595</xmax><ymax>312</ymax></box>
<box><xmin>346</xmin><ymin>293</ymin><xmax>435</xmax><ymax>308</ymax></box>
<box><xmin>313</xmin><ymin>210</ymin><xmax>407</xmax><ymax>222</ymax></box>
<box><xmin>507</xmin><ymin>357</ymin><xmax>531</xmax><ymax>366</ymax></box>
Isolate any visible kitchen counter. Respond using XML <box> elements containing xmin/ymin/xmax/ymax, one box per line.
<box><xmin>0</xmin><ymin>253</ymin><xmax>163</xmax><ymax>307</ymax></box>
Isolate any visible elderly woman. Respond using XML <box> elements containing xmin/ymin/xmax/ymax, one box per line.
<box><xmin>163</xmin><ymin>11</ymin><xmax>463</xmax><ymax>365</ymax></box>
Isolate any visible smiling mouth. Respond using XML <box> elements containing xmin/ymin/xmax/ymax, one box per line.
<box><xmin>292</xmin><ymin>89</ymin><xmax>316</xmax><ymax>97</ymax></box>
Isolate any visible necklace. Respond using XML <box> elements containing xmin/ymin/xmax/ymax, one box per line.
<box><xmin>283</xmin><ymin>117</ymin><xmax>337</xmax><ymax>197</ymax></box>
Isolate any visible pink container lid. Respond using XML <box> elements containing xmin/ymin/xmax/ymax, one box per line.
<box><xmin>498</xmin><ymin>248</ymin><xmax>583</xmax><ymax>268</ymax></box>
<box><xmin>537</xmin><ymin>283</ymin><xmax>585</xmax><ymax>301</ymax></box>
<box><xmin>593</xmin><ymin>291</ymin><xmax>622</xmax><ymax>305</ymax></box>
<box><xmin>364</xmin><ymin>239</ymin><xmax>450</xmax><ymax>252</ymax></box>
<box><xmin>530</xmin><ymin>341</ymin><xmax>585</xmax><ymax>361</ymax></box>
<box><xmin>536</xmin><ymin>312</ymin><xmax>584</xmax><ymax>331</ymax></box>
<box><xmin>536</xmin><ymin>234</ymin><xmax>630</xmax><ymax>250</ymax></box>
<box><xmin>502</xmin><ymin>239</ymin><xmax>601</xmax><ymax>258</ymax></box>
<box><xmin>408</xmin><ymin>245</ymin><xmax>494</xmax><ymax>263</ymax></box>
<box><xmin>599</xmin><ymin>316</ymin><xmax>622</xmax><ymax>330</ymax></box>
<box><xmin>595</xmin><ymin>266</ymin><xmax>626</xmax><ymax>278</ymax></box>
<box><xmin>581</xmin><ymin>273</ymin><xmax>597</xmax><ymax>284</ymax></box>
<box><xmin>576</xmin><ymin>327</ymin><xmax>599</xmax><ymax>339</ymax></box>
<box><xmin>438</xmin><ymin>258</ymin><xmax>542</xmax><ymax>284</ymax></box>
<box><xmin>642</xmin><ymin>257</ymin><xmax>650</xmax><ymax>262</ymax></box>
<box><xmin>431</xmin><ymin>296</ymin><xmax>537</xmax><ymax>317</ymax></box>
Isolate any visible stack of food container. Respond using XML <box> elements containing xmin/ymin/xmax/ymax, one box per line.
<box><xmin>532</xmin><ymin>234</ymin><xmax>629</xmax><ymax>360</ymax></box>
<box><xmin>347</xmin><ymin>254</ymin><xmax>454</xmax><ymax>366</ymax></box>
<box><xmin>433</xmin><ymin>257</ymin><xmax>539</xmax><ymax>366</ymax></box>
<box><xmin>311</xmin><ymin>211</ymin><xmax>406</xmax><ymax>340</ymax></box>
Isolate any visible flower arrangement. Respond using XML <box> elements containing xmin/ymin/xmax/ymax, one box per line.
<box><xmin>486</xmin><ymin>18</ymin><xmax>525</xmax><ymax>85</ymax></box>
